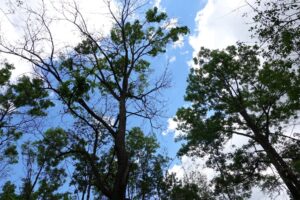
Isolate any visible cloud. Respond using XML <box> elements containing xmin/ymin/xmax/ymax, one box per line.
<box><xmin>153</xmin><ymin>0</ymin><xmax>163</xmax><ymax>10</ymax></box>
<box><xmin>190</xmin><ymin>0</ymin><xmax>254</xmax><ymax>50</ymax></box>
<box><xmin>0</xmin><ymin>0</ymin><xmax>116</xmax><ymax>79</ymax></box>
<box><xmin>162</xmin><ymin>118</ymin><xmax>185</xmax><ymax>138</ymax></box>
<box><xmin>168</xmin><ymin>155</ymin><xmax>215</xmax><ymax>181</ymax></box>
<box><xmin>168</xmin><ymin>56</ymin><xmax>176</xmax><ymax>63</ymax></box>
<box><xmin>164</xmin><ymin>18</ymin><xmax>178</xmax><ymax>30</ymax></box>
<box><xmin>180</xmin><ymin>50</ymin><xmax>189</xmax><ymax>55</ymax></box>
<box><xmin>188</xmin><ymin>0</ymin><xmax>255</xmax><ymax>68</ymax></box>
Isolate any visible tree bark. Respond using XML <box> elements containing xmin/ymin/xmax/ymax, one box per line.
<box><xmin>257</xmin><ymin>135</ymin><xmax>300</xmax><ymax>199</ymax></box>
<box><xmin>112</xmin><ymin>98</ymin><xmax>129</xmax><ymax>200</ymax></box>
<box><xmin>240</xmin><ymin>109</ymin><xmax>300</xmax><ymax>199</ymax></box>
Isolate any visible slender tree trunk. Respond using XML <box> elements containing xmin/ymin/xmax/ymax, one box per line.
<box><xmin>86</xmin><ymin>180</ymin><xmax>91</xmax><ymax>200</ymax></box>
<box><xmin>257</xmin><ymin>136</ymin><xmax>300</xmax><ymax>199</ymax></box>
<box><xmin>240</xmin><ymin>110</ymin><xmax>300</xmax><ymax>199</ymax></box>
<box><xmin>112</xmin><ymin>98</ymin><xmax>129</xmax><ymax>200</ymax></box>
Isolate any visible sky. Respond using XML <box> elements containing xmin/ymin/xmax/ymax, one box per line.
<box><xmin>0</xmin><ymin>0</ymin><xmax>291</xmax><ymax>199</ymax></box>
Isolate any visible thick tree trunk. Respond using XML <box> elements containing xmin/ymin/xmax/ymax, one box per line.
<box><xmin>112</xmin><ymin>98</ymin><xmax>129</xmax><ymax>200</ymax></box>
<box><xmin>257</xmin><ymin>136</ymin><xmax>300</xmax><ymax>199</ymax></box>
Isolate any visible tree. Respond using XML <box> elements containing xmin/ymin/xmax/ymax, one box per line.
<box><xmin>18</xmin><ymin>129</ymin><xmax>71</xmax><ymax>200</ymax></box>
<box><xmin>205</xmin><ymin>145</ymin><xmax>281</xmax><ymax>199</ymax></box>
<box><xmin>0</xmin><ymin>128</ymin><xmax>73</xmax><ymax>200</ymax></box>
<box><xmin>249</xmin><ymin>0</ymin><xmax>300</xmax><ymax>60</ymax></box>
<box><xmin>0</xmin><ymin>1</ymin><xmax>188</xmax><ymax>199</ymax></box>
<box><xmin>176</xmin><ymin>44</ymin><xmax>300</xmax><ymax>199</ymax></box>
<box><xmin>86</xmin><ymin>127</ymin><xmax>170</xmax><ymax>199</ymax></box>
<box><xmin>0</xmin><ymin>181</ymin><xmax>19</xmax><ymax>200</ymax></box>
<box><xmin>126</xmin><ymin>127</ymin><xmax>169</xmax><ymax>200</ymax></box>
<box><xmin>160</xmin><ymin>170</ymin><xmax>214</xmax><ymax>200</ymax></box>
<box><xmin>0</xmin><ymin>63</ymin><xmax>53</xmax><ymax>178</ymax></box>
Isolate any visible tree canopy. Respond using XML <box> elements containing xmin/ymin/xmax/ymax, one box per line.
<box><xmin>0</xmin><ymin>0</ymin><xmax>299</xmax><ymax>199</ymax></box>
<box><xmin>176</xmin><ymin>43</ymin><xmax>300</xmax><ymax>198</ymax></box>
<box><xmin>174</xmin><ymin>1</ymin><xmax>300</xmax><ymax>198</ymax></box>
<box><xmin>0</xmin><ymin>0</ymin><xmax>188</xmax><ymax>199</ymax></box>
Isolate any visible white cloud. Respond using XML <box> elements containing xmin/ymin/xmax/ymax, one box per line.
<box><xmin>190</xmin><ymin>0</ymin><xmax>254</xmax><ymax>49</ymax></box>
<box><xmin>0</xmin><ymin>0</ymin><xmax>116</xmax><ymax>78</ymax></box>
<box><xmin>188</xmin><ymin>0</ymin><xmax>256</xmax><ymax>68</ymax></box>
<box><xmin>173</xmin><ymin>35</ymin><xmax>184</xmax><ymax>49</ymax></box>
<box><xmin>164</xmin><ymin>18</ymin><xmax>178</xmax><ymax>30</ymax></box>
<box><xmin>187</xmin><ymin>59</ymin><xmax>194</xmax><ymax>68</ymax></box>
<box><xmin>153</xmin><ymin>0</ymin><xmax>162</xmax><ymax>10</ymax></box>
<box><xmin>168</xmin><ymin>56</ymin><xmax>176</xmax><ymax>63</ymax></box>
<box><xmin>162</xmin><ymin>118</ymin><xmax>185</xmax><ymax>138</ymax></box>
<box><xmin>168</xmin><ymin>155</ymin><xmax>215</xmax><ymax>181</ymax></box>
<box><xmin>180</xmin><ymin>50</ymin><xmax>189</xmax><ymax>55</ymax></box>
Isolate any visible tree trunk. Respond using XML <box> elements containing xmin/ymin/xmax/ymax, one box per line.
<box><xmin>240</xmin><ymin>110</ymin><xmax>300</xmax><ymax>199</ymax></box>
<box><xmin>257</xmin><ymin>135</ymin><xmax>300</xmax><ymax>199</ymax></box>
<box><xmin>112</xmin><ymin>98</ymin><xmax>129</xmax><ymax>200</ymax></box>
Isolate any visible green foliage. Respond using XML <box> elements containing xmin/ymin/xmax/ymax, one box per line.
<box><xmin>0</xmin><ymin>63</ymin><xmax>53</xmax><ymax>116</ymax></box>
<box><xmin>3</xmin><ymin>145</ymin><xmax>18</xmax><ymax>164</ymax></box>
<box><xmin>0</xmin><ymin>63</ymin><xmax>14</xmax><ymax>85</ymax></box>
<box><xmin>126</xmin><ymin>127</ymin><xmax>168</xmax><ymax>199</ymax></box>
<box><xmin>58</xmin><ymin>6</ymin><xmax>188</xmax><ymax>104</ymax></box>
<box><xmin>176</xmin><ymin>43</ymin><xmax>300</xmax><ymax>198</ymax></box>
<box><xmin>160</xmin><ymin>172</ymin><xmax>214</xmax><ymax>200</ymax></box>
<box><xmin>0</xmin><ymin>181</ymin><xmax>19</xmax><ymax>200</ymax></box>
<box><xmin>45</xmin><ymin>4</ymin><xmax>188</xmax><ymax>198</ymax></box>
<box><xmin>16</xmin><ymin>128</ymin><xmax>70</xmax><ymax>200</ymax></box>
<box><xmin>251</xmin><ymin>0</ymin><xmax>300</xmax><ymax>59</ymax></box>
<box><xmin>0</xmin><ymin>63</ymin><xmax>53</xmax><ymax>178</ymax></box>
<box><xmin>13</xmin><ymin>76</ymin><xmax>54</xmax><ymax>116</ymax></box>
<box><xmin>146</xmin><ymin>7</ymin><xmax>167</xmax><ymax>23</ymax></box>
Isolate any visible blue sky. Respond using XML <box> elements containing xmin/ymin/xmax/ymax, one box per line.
<box><xmin>153</xmin><ymin>0</ymin><xmax>207</xmax><ymax>162</ymax></box>
<box><xmin>0</xmin><ymin>0</ymin><xmax>290</xmax><ymax>199</ymax></box>
<box><xmin>153</xmin><ymin>0</ymin><xmax>252</xmax><ymax>163</ymax></box>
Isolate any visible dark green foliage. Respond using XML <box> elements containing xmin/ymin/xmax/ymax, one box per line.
<box><xmin>38</xmin><ymin>4</ymin><xmax>187</xmax><ymax>199</ymax></box>
<box><xmin>80</xmin><ymin>127</ymin><xmax>169</xmax><ymax>199</ymax></box>
<box><xmin>0</xmin><ymin>63</ymin><xmax>52</xmax><ymax>178</ymax></box>
<box><xmin>18</xmin><ymin>129</ymin><xmax>71</xmax><ymax>200</ymax></box>
<box><xmin>0</xmin><ymin>63</ymin><xmax>14</xmax><ymax>85</ymax></box>
<box><xmin>250</xmin><ymin>0</ymin><xmax>300</xmax><ymax>59</ymax></box>
<box><xmin>0</xmin><ymin>63</ymin><xmax>53</xmax><ymax>117</ymax></box>
<box><xmin>160</xmin><ymin>172</ymin><xmax>214</xmax><ymax>200</ymax></box>
<box><xmin>57</xmin><ymin>6</ymin><xmax>188</xmax><ymax>105</ymax></box>
<box><xmin>176</xmin><ymin>43</ymin><xmax>300</xmax><ymax>198</ymax></box>
<box><xmin>12</xmin><ymin>76</ymin><xmax>54</xmax><ymax>116</ymax></box>
<box><xmin>0</xmin><ymin>181</ymin><xmax>19</xmax><ymax>200</ymax></box>
<box><xmin>0</xmin><ymin>128</ymin><xmax>72</xmax><ymax>200</ymax></box>
<box><xmin>126</xmin><ymin>127</ymin><xmax>168</xmax><ymax>200</ymax></box>
<box><xmin>146</xmin><ymin>7</ymin><xmax>167</xmax><ymax>23</ymax></box>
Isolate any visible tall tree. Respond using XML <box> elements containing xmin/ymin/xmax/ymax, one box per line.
<box><xmin>176</xmin><ymin>44</ymin><xmax>300</xmax><ymax>199</ymax></box>
<box><xmin>86</xmin><ymin>127</ymin><xmax>170</xmax><ymax>199</ymax></box>
<box><xmin>0</xmin><ymin>1</ymin><xmax>188</xmax><ymax>199</ymax></box>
